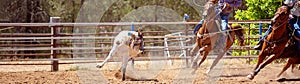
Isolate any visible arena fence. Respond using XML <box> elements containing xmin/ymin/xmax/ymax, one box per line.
<box><xmin>0</xmin><ymin>17</ymin><xmax>270</xmax><ymax>71</ymax></box>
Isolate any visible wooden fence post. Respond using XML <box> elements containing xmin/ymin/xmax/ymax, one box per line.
<box><xmin>50</xmin><ymin>17</ymin><xmax>60</xmax><ymax>71</ymax></box>
<box><xmin>184</xmin><ymin>14</ymin><xmax>189</xmax><ymax>67</ymax></box>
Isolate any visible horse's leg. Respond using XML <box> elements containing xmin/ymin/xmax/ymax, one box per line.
<box><xmin>191</xmin><ymin>44</ymin><xmax>206</xmax><ymax>69</ymax></box>
<box><xmin>277</xmin><ymin>59</ymin><xmax>292</xmax><ymax>77</ymax></box>
<box><xmin>191</xmin><ymin>45</ymin><xmax>210</xmax><ymax>74</ymax></box>
<box><xmin>247</xmin><ymin>52</ymin><xmax>283</xmax><ymax>80</ymax></box>
<box><xmin>190</xmin><ymin>42</ymin><xmax>200</xmax><ymax>65</ymax></box>
<box><xmin>97</xmin><ymin>45</ymin><xmax>117</xmax><ymax>68</ymax></box>
<box><xmin>206</xmin><ymin>36</ymin><xmax>233</xmax><ymax>74</ymax></box>
<box><xmin>291</xmin><ymin>64</ymin><xmax>296</xmax><ymax>73</ymax></box>
<box><xmin>131</xmin><ymin>59</ymin><xmax>135</xmax><ymax>70</ymax></box>
<box><xmin>121</xmin><ymin>55</ymin><xmax>130</xmax><ymax>81</ymax></box>
<box><xmin>254</xmin><ymin>43</ymin><xmax>269</xmax><ymax>70</ymax></box>
<box><xmin>197</xmin><ymin>45</ymin><xmax>211</xmax><ymax>73</ymax></box>
<box><xmin>191</xmin><ymin>52</ymin><xmax>201</xmax><ymax>69</ymax></box>
<box><xmin>192</xmin><ymin>45</ymin><xmax>210</xmax><ymax>68</ymax></box>
<box><xmin>190</xmin><ymin>42</ymin><xmax>200</xmax><ymax>56</ymax></box>
<box><xmin>197</xmin><ymin>45</ymin><xmax>211</xmax><ymax>66</ymax></box>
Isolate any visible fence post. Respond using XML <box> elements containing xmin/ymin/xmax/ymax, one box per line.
<box><xmin>50</xmin><ymin>17</ymin><xmax>60</xmax><ymax>71</ymax></box>
<box><xmin>131</xmin><ymin>22</ymin><xmax>135</xmax><ymax>31</ymax></box>
<box><xmin>259</xmin><ymin>23</ymin><xmax>262</xmax><ymax>40</ymax></box>
<box><xmin>247</xmin><ymin>23</ymin><xmax>251</xmax><ymax>64</ymax></box>
<box><xmin>183</xmin><ymin>14</ymin><xmax>190</xmax><ymax>68</ymax></box>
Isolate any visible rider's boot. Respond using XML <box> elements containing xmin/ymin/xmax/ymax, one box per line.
<box><xmin>254</xmin><ymin>40</ymin><xmax>263</xmax><ymax>50</ymax></box>
<box><xmin>193</xmin><ymin>20</ymin><xmax>204</xmax><ymax>35</ymax></box>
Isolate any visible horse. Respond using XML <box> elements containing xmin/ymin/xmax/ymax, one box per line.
<box><xmin>276</xmin><ymin>40</ymin><xmax>300</xmax><ymax>77</ymax></box>
<box><xmin>247</xmin><ymin>6</ymin><xmax>291</xmax><ymax>80</ymax></box>
<box><xmin>96</xmin><ymin>29</ymin><xmax>144</xmax><ymax>81</ymax></box>
<box><xmin>190</xmin><ymin>1</ymin><xmax>245</xmax><ymax>73</ymax></box>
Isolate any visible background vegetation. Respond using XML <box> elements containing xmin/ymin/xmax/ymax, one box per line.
<box><xmin>0</xmin><ymin>0</ymin><xmax>284</xmax><ymax>59</ymax></box>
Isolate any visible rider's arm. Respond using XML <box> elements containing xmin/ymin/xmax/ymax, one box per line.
<box><xmin>284</xmin><ymin>0</ymin><xmax>297</xmax><ymax>7</ymax></box>
<box><xmin>229</xmin><ymin>0</ymin><xmax>242</xmax><ymax>8</ymax></box>
<box><xmin>290</xmin><ymin>1</ymin><xmax>300</xmax><ymax>17</ymax></box>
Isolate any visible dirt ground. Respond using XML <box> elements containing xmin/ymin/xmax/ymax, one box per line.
<box><xmin>0</xmin><ymin>59</ymin><xmax>300</xmax><ymax>84</ymax></box>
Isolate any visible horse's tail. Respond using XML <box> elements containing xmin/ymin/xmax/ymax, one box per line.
<box><xmin>231</xmin><ymin>25</ymin><xmax>245</xmax><ymax>46</ymax></box>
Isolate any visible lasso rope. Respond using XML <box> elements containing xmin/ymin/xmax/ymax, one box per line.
<box><xmin>0</xmin><ymin>27</ymin><xmax>14</xmax><ymax>31</ymax></box>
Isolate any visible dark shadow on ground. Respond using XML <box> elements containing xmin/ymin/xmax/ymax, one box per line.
<box><xmin>220</xmin><ymin>74</ymin><xmax>249</xmax><ymax>78</ymax></box>
<box><xmin>130</xmin><ymin>79</ymin><xmax>159</xmax><ymax>82</ymax></box>
<box><xmin>273</xmin><ymin>78</ymin><xmax>300</xmax><ymax>82</ymax></box>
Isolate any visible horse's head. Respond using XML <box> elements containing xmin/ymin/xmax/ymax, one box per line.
<box><xmin>129</xmin><ymin>29</ymin><xmax>144</xmax><ymax>56</ymax></box>
<box><xmin>271</xmin><ymin>6</ymin><xmax>290</xmax><ymax>28</ymax></box>
<box><xmin>199</xmin><ymin>1</ymin><xmax>219</xmax><ymax>34</ymax></box>
<box><xmin>203</xmin><ymin>1</ymin><xmax>217</xmax><ymax>20</ymax></box>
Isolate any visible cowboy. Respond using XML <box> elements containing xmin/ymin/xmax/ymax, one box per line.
<box><xmin>254</xmin><ymin>0</ymin><xmax>300</xmax><ymax>50</ymax></box>
<box><xmin>192</xmin><ymin>0</ymin><xmax>242</xmax><ymax>34</ymax></box>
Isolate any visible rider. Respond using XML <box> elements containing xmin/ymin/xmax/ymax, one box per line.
<box><xmin>192</xmin><ymin>0</ymin><xmax>242</xmax><ymax>35</ymax></box>
<box><xmin>254</xmin><ymin>0</ymin><xmax>300</xmax><ymax>50</ymax></box>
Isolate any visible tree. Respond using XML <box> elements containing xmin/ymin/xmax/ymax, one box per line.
<box><xmin>234</xmin><ymin>0</ymin><xmax>282</xmax><ymax>20</ymax></box>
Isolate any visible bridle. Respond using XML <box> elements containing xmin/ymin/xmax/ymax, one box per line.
<box><xmin>264</xmin><ymin>6</ymin><xmax>290</xmax><ymax>44</ymax></box>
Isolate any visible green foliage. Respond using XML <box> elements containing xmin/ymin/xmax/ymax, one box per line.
<box><xmin>46</xmin><ymin>0</ymin><xmax>83</xmax><ymax>22</ymax></box>
<box><xmin>233</xmin><ymin>0</ymin><xmax>283</xmax><ymax>57</ymax></box>
<box><xmin>235</xmin><ymin>0</ymin><xmax>282</xmax><ymax>20</ymax></box>
<box><xmin>101</xmin><ymin>0</ymin><xmax>200</xmax><ymax>22</ymax></box>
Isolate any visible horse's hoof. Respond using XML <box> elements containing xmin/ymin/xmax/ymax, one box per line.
<box><xmin>191</xmin><ymin>62</ymin><xmax>197</xmax><ymax>69</ymax></box>
<box><xmin>277</xmin><ymin>73</ymin><xmax>282</xmax><ymax>78</ymax></box>
<box><xmin>96</xmin><ymin>63</ymin><xmax>104</xmax><ymax>68</ymax></box>
<box><xmin>206</xmin><ymin>69</ymin><xmax>211</xmax><ymax>74</ymax></box>
<box><xmin>96</xmin><ymin>65</ymin><xmax>102</xmax><ymax>68</ymax></box>
<box><xmin>247</xmin><ymin>73</ymin><xmax>254</xmax><ymax>80</ymax></box>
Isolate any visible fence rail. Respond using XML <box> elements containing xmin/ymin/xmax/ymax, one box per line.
<box><xmin>0</xmin><ymin>18</ymin><xmax>271</xmax><ymax>71</ymax></box>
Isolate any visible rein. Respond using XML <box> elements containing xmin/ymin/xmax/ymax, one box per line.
<box><xmin>263</xmin><ymin>20</ymin><xmax>289</xmax><ymax>44</ymax></box>
<box><xmin>272</xmin><ymin>21</ymin><xmax>289</xmax><ymax>30</ymax></box>
<box><xmin>263</xmin><ymin>8</ymin><xmax>290</xmax><ymax>44</ymax></box>
<box><xmin>263</xmin><ymin>33</ymin><xmax>289</xmax><ymax>44</ymax></box>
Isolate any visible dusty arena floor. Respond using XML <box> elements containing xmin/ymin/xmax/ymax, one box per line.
<box><xmin>0</xmin><ymin>59</ymin><xmax>300</xmax><ymax>84</ymax></box>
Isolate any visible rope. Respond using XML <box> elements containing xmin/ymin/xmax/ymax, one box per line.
<box><xmin>0</xmin><ymin>27</ymin><xmax>14</xmax><ymax>31</ymax></box>
<box><xmin>262</xmin><ymin>21</ymin><xmax>289</xmax><ymax>44</ymax></box>
<box><xmin>198</xmin><ymin>2</ymin><xmax>229</xmax><ymax>36</ymax></box>
<box><xmin>260</xmin><ymin>12</ymin><xmax>290</xmax><ymax>44</ymax></box>
<box><xmin>198</xmin><ymin>26</ymin><xmax>244</xmax><ymax>37</ymax></box>
<box><xmin>193</xmin><ymin>0</ymin><xmax>203</xmax><ymax>7</ymax></box>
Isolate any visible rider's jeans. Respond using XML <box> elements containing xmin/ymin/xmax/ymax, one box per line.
<box><xmin>290</xmin><ymin>16</ymin><xmax>300</xmax><ymax>51</ymax></box>
<box><xmin>219</xmin><ymin>13</ymin><xmax>229</xmax><ymax>50</ymax></box>
<box><xmin>220</xmin><ymin>13</ymin><xmax>229</xmax><ymax>31</ymax></box>
<box><xmin>289</xmin><ymin>16</ymin><xmax>300</xmax><ymax>37</ymax></box>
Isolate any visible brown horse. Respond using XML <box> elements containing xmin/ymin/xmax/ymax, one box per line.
<box><xmin>190</xmin><ymin>23</ymin><xmax>245</xmax><ymax>73</ymax></box>
<box><xmin>247</xmin><ymin>6</ymin><xmax>291</xmax><ymax>80</ymax></box>
<box><xmin>190</xmin><ymin>1</ymin><xmax>245</xmax><ymax>73</ymax></box>
<box><xmin>276</xmin><ymin>41</ymin><xmax>300</xmax><ymax>77</ymax></box>
<box><xmin>96</xmin><ymin>29</ymin><xmax>144</xmax><ymax>81</ymax></box>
